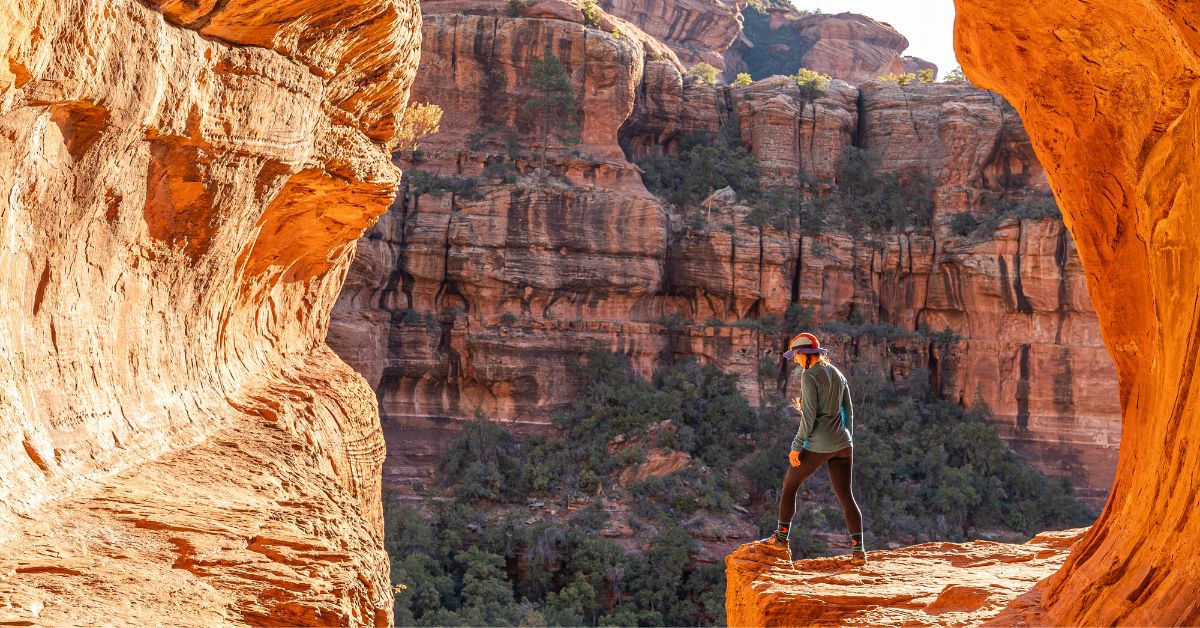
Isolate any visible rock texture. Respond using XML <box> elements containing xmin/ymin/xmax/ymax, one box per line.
<box><xmin>0</xmin><ymin>0</ymin><xmax>418</xmax><ymax>624</ymax></box>
<box><xmin>598</xmin><ymin>0</ymin><xmax>743</xmax><ymax>69</ymax></box>
<box><xmin>727</xmin><ymin>11</ymin><xmax>936</xmax><ymax>84</ymax></box>
<box><xmin>955</xmin><ymin>0</ymin><xmax>1200</xmax><ymax>625</ymax></box>
<box><xmin>329</xmin><ymin>0</ymin><xmax>1120</xmax><ymax>507</ymax></box>
<box><xmin>724</xmin><ymin>528</ymin><xmax>1087</xmax><ymax>626</ymax></box>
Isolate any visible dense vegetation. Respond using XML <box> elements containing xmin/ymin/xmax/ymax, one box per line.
<box><xmin>634</xmin><ymin>129</ymin><xmax>935</xmax><ymax>237</ymax></box>
<box><xmin>636</xmin><ymin>131</ymin><xmax>760</xmax><ymax>206</ymax></box>
<box><xmin>950</xmin><ymin>192</ymin><xmax>1062</xmax><ymax>238</ymax></box>
<box><xmin>386</xmin><ymin>348</ymin><xmax>1092</xmax><ymax>626</ymax></box>
<box><xmin>738</xmin><ymin>2</ymin><xmax>817</xmax><ymax>80</ymax></box>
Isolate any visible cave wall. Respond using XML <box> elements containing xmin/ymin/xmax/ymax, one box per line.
<box><xmin>0</xmin><ymin>0</ymin><xmax>419</xmax><ymax>623</ymax></box>
<box><xmin>956</xmin><ymin>0</ymin><xmax>1200</xmax><ymax>624</ymax></box>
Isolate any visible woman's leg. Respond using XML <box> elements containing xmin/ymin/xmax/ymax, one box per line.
<box><xmin>778</xmin><ymin>449</ymin><xmax>835</xmax><ymax>525</ymax></box>
<box><xmin>826</xmin><ymin>447</ymin><xmax>862</xmax><ymax>535</ymax></box>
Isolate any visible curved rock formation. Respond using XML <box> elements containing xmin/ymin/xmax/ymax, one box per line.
<box><xmin>0</xmin><ymin>0</ymin><xmax>418</xmax><ymax>624</ymax></box>
<box><xmin>728</xmin><ymin>11</ymin><xmax>937</xmax><ymax>85</ymax></box>
<box><xmin>599</xmin><ymin>0</ymin><xmax>743</xmax><ymax>69</ymax></box>
<box><xmin>955</xmin><ymin>1</ymin><xmax>1200</xmax><ymax>624</ymax></box>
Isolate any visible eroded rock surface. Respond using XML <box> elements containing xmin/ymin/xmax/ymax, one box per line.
<box><xmin>724</xmin><ymin>529</ymin><xmax>1087</xmax><ymax>626</ymax></box>
<box><xmin>0</xmin><ymin>0</ymin><xmax>418</xmax><ymax>623</ymax></box>
<box><xmin>956</xmin><ymin>0</ymin><xmax>1200</xmax><ymax>624</ymax></box>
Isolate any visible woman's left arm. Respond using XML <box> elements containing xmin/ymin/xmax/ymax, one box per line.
<box><xmin>841</xmin><ymin>379</ymin><xmax>854</xmax><ymax>437</ymax></box>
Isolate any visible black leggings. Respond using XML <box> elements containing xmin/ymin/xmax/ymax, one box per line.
<box><xmin>778</xmin><ymin>447</ymin><xmax>863</xmax><ymax>535</ymax></box>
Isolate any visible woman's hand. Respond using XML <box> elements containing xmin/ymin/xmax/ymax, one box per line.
<box><xmin>789</xmin><ymin>450</ymin><xmax>801</xmax><ymax>467</ymax></box>
<box><xmin>791</xmin><ymin>397</ymin><xmax>803</xmax><ymax>412</ymax></box>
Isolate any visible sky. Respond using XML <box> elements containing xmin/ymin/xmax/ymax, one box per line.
<box><xmin>789</xmin><ymin>1</ymin><xmax>959</xmax><ymax>79</ymax></box>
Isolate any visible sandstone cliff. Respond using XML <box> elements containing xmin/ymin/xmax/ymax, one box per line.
<box><xmin>0</xmin><ymin>0</ymin><xmax>418</xmax><ymax>624</ymax></box>
<box><xmin>328</xmin><ymin>3</ymin><xmax>1120</xmax><ymax>506</ymax></box>
<box><xmin>724</xmin><ymin>528</ymin><xmax>1087</xmax><ymax>626</ymax></box>
<box><xmin>955</xmin><ymin>0</ymin><xmax>1200</xmax><ymax>624</ymax></box>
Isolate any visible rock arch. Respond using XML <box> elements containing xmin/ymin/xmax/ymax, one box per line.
<box><xmin>956</xmin><ymin>1</ymin><xmax>1200</xmax><ymax>624</ymax></box>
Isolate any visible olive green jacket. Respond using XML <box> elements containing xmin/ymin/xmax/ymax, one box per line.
<box><xmin>788</xmin><ymin>360</ymin><xmax>854</xmax><ymax>453</ymax></box>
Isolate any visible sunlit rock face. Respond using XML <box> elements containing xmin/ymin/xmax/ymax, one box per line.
<box><xmin>724</xmin><ymin>529</ymin><xmax>1087</xmax><ymax>626</ymax></box>
<box><xmin>956</xmin><ymin>0</ymin><xmax>1200</xmax><ymax>625</ymax></box>
<box><xmin>0</xmin><ymin>0</ymin><xmax>419</xmax><ymax>624</ymax></box>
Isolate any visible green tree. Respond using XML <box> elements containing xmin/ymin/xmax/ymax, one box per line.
<box><xmin>456</xmin><ymin>547</ymin><xmax>520</xmax><ymax>625</ymax></box>
<box><xmin>687</xmin><ymin>62</ymin><xmax>720</xmax><ymax>85</ymax></box>
<box><xmin>731</xmin><ymin>72</ymin><xmax>753</xmax><ymax>87</ymax></box>
<box><xmin>524</xmin><ymin>51</ymin><xmax>581</xmax><ymax>166</ymax></box>
<box><xmin>943</xmin><ymin>66</ymin><xmax>969</xmax><ymax>83</ymax></box>
<box><xmin>917</xmin><ymin>68</ymin><xmax>935</xmax><ymax>84</ymax></box>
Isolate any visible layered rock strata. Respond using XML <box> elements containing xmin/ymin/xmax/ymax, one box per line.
<box><xmin>329</xmin><ymin>2</ymin><xmax>1120</xmax><ymax>505</ymax></box>
<box><xmin>955</xmin><ymin>0</ymin><xmax>1200</xmax><ymax>624</ymax></box>
<box><xmin>0</xmin><ymin>0</ymin><xmax>418</xmax><ymax>623</ymax></box>
<box><xmin>724</xmin><ymin>529</ymin><xmax>1087</xmax><ymax>626</ymax></box>
<box><xmin>598</xmin><ymin>0</ymin><xmax>744</xmax><ymax>69</ymax></box>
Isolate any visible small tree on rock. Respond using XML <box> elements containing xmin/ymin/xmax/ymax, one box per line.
<box><xmin>524</xmin><ymin>51</ymin><xmax>581</xmax><ymax>166</ymax></box>
<box><xmin>687</xmin><ymin>62</ymin><xmax>720</xmax><ymax>85</ymax></box>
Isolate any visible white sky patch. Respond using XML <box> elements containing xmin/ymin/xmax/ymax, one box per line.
<box><xmin>788</xmin><ymin>0</ymin><xmax>959</xmax><ymax>79</ymax></box>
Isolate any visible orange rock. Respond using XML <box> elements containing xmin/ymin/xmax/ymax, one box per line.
<box><xmin>0</xmin><ymin>0</ymin><xmax>417</xmax><ymax>624</ymax></box>
<box><xmin>724</xmin><ymin>529</ymin><xmax>1088</xmax><ymax>626</ymax></box>
<box><xmin>956</xmin><ymin>0</ymin><xmax>1200</xmax><ymax>624</ymax></box>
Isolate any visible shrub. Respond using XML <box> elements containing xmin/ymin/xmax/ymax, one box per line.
<box><xmin>506</xmin><ymin>0</ymin><xmax>526</xmax><ymax>16</ymax></box>
<box><xmin>637</xmin><ymin>133</ymin><xmax>760</xmax><ymax>206</ymax></box>
<box><xmin>481</xmin><ymin>161</ymin><xmax>518</xmax><ymax>183</ymax></box>
<box><xmin>949</xmin><ymin>211</ymin><xmax>979</xmax><ymax>236</ymax></box>
<box><xmin>794</xmin><ymin>67</ymin><xmax>832</xmax><ymax>100</ymax></box>
<box><xmin>917</xmin><ymin>68</ymin><xmax>935</xmax><ymax>84</ymax></box>
<box><xmin>389</xmin><ymin>102</ymin><xmax>443</xmax><ymax>153</ymax></box>
<box><xmin>831</xmin><ymin>147</ymin><xmax>934</xmax><ymax>232</ymax></box>
<box><xmin>406</xmin><ymin>170</ymin><xmax>483</xmax><ymax>200</ymax></box>
<box><xmin>731</xmin><ymin>72</ymin><xmax>753</xmax><ymax>87</ymax></box>
<box><xmin>686</xmin><ymin>62</ymin><xmax>720</xmax><ymax>85</ymax></box>
<box><xmin>943</xmin><ymin>66</ymin><xmax>969</xmax><ymax>83</ymax></box>
<box><xmin>879</xmin><ymin>72</ymin><xmax>917</xmax><ymax>86</ymax></box>
<box><xmin>580</xmin><ymin>0</ymin><xmax>602</xmax><ymax>28</ymax></box>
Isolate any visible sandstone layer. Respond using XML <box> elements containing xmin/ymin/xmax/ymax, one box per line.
<box><xmin>955</xmin><ymin>0</ymin><xmax>1200</xmax><ymax>624</ymax></box>
<box><xmin>724</xmin><ymin>528</ymin><xmax>1087</xmax><ymax>626</ymax></box>
<box><xmin>329</xmin><ymin>2</ymin><xmax>1119</xmax><ymax>506</ymax></box>
<box><xmin>0</xmin><ymin>0</ymin><xmax>418</xmax><ymax>624</ymax></box>
<box><xmin>599</xmin><ymin>0</ymin><xmax>743</xmax><ymax>69</ymax></box>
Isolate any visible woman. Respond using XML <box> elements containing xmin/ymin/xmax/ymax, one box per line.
<box><xmin>761</xmin><ymin>332</ymin><xmax>866</xmax><ymax>565</ymax></box>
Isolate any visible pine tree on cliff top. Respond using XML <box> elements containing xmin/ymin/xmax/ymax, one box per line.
<box><xmin>524</xmin><ymin>51</ymin><xmax>581</xmax><ymax>167</ymax></box>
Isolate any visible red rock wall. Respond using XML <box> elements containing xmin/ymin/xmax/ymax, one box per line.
<box><xmin>329</xmin><ymin>4</ymin><xmax>1120</xmax><ymax>506</ymax></box>
<box><xmin>0</xmin><ymin>0</ymin><xmax>418</xmax><ymax>624</ymax></box>
<box><xmin>957</xmin><ymin>0</ymin><xmax>1200</xmax><ymax>624</ymax></box>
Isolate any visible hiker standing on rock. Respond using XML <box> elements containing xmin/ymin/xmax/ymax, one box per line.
<box><xmin>760</xmin><ymin>332</ymin><xmax>866</xmax><ymax>565</ymax></box>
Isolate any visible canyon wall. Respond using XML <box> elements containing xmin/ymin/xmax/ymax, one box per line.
<box><xmin>0</xmin><ymin>0</ymin><xmax>418</xmax><ymax>624</ymax></box>
<box><xmin>955</xmin><ymin>0</ymin><xmax>1200</xmax><ymax>624</ymax></box>
<box><xmin>328</xmin><ymin>0</ymin><xmax>1120</xmax><ymax>505</ymax></box>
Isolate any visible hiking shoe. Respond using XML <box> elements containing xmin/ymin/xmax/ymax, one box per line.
<box><xmin>850</xmin><ymin>548</ymin><xmax>867</xmax><ymax>565</ymax></box>
<box><xmin>755</xmin><ymin>534</ymin><xmax>791</xmax><ymax>557</ymax></box>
